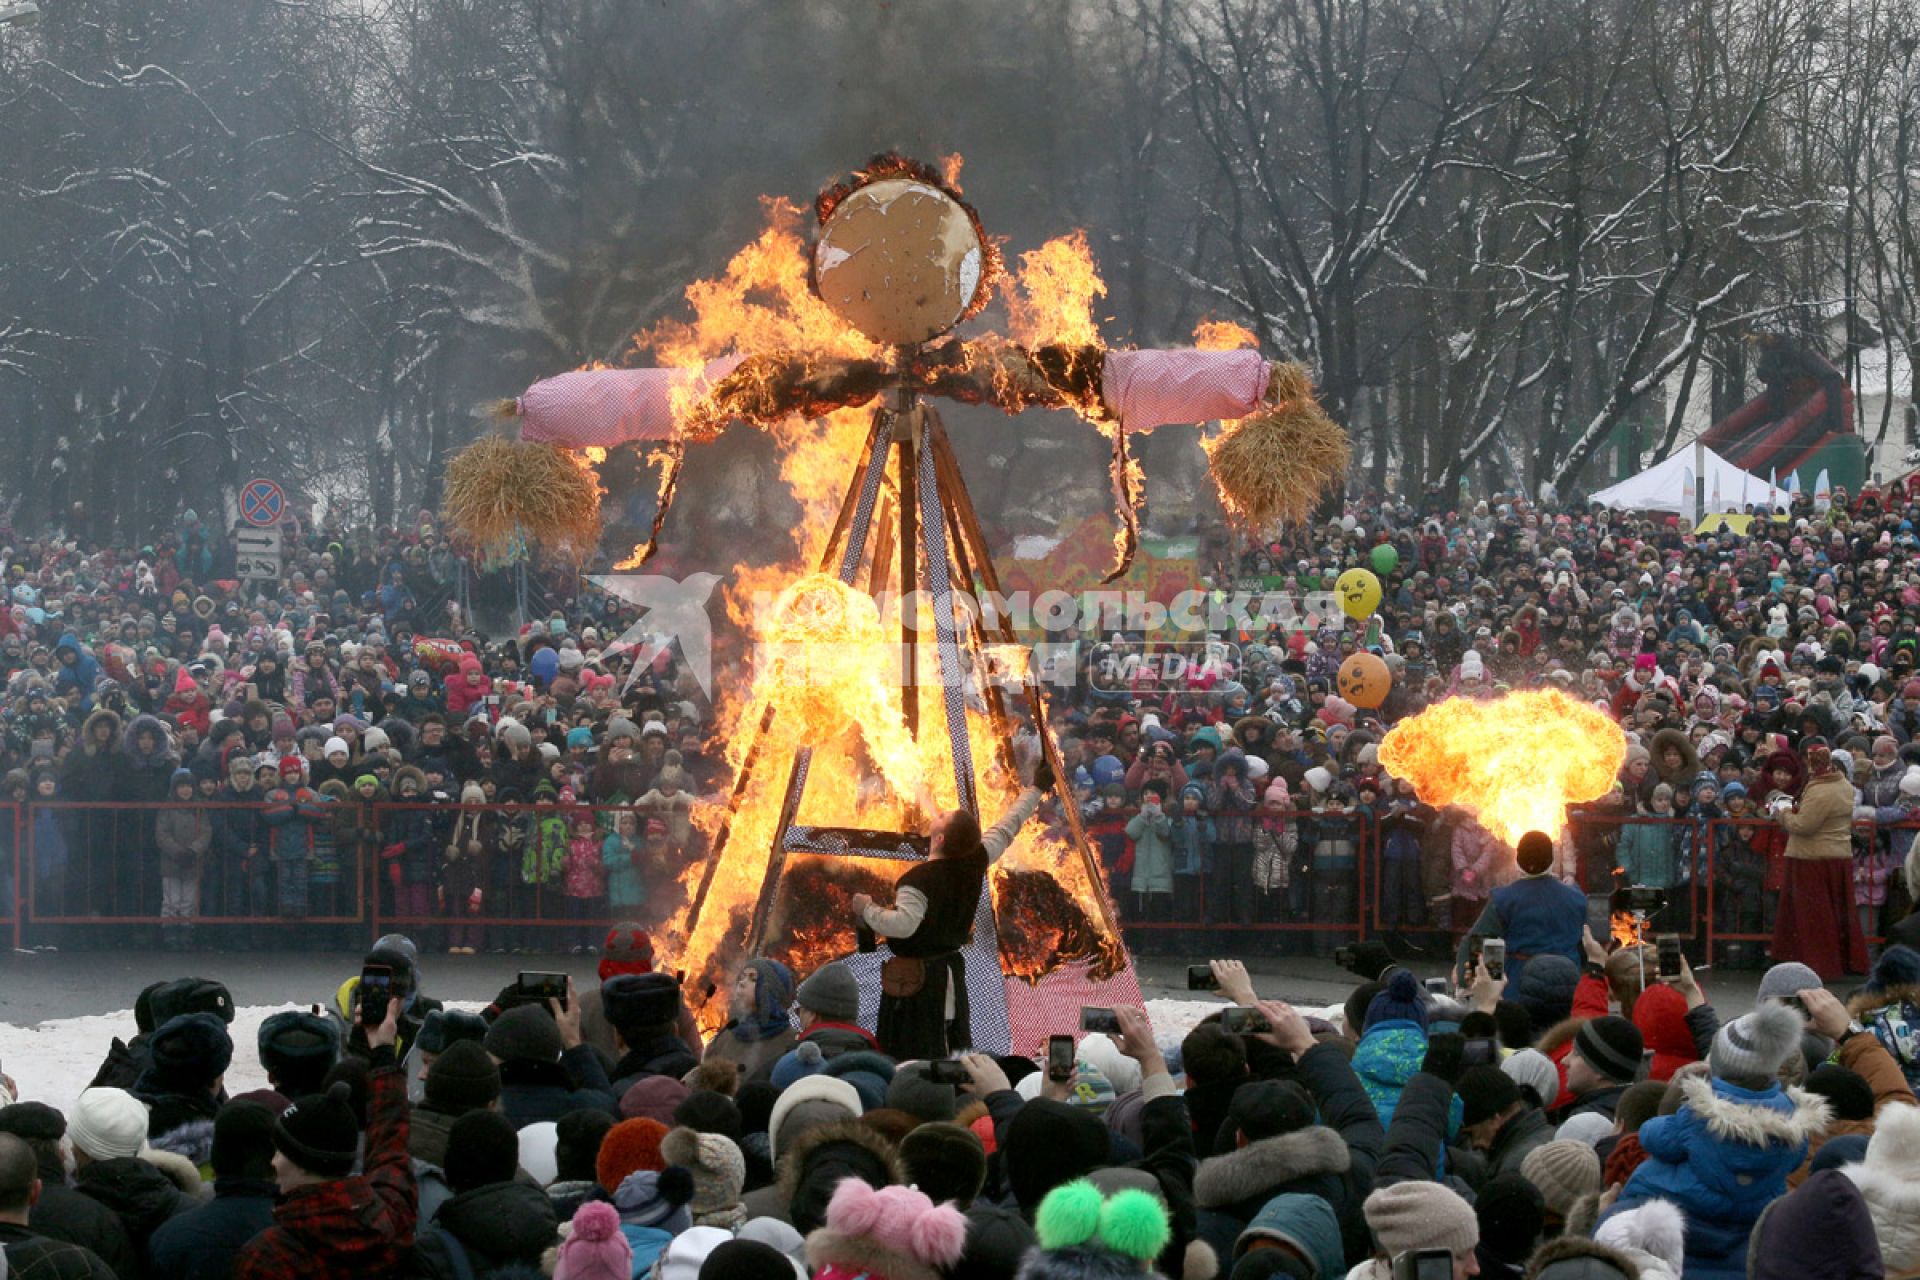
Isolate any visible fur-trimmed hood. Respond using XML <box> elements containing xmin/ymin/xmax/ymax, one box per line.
<box><xmin>148</xmin><ymin>1116</ymin><xmax>215</xmax><ymax>1170</ymax></box>
<box><xmin>775</xmin><ymin>1117</ymin><xmax>904</xmax><ymax>1207</ymax></box>
<box><xmin>1192</xmin><ymin>1126</ymin><xmax>1351</xmax><ymax>1210</ymax></box>
<box><xmin>1017</xmin><ymin>1243</ymin><xmax>1173</xmax><ymax>1280</ymax></box>
<box><xmin>1523</xmin><ymin>1234</ymin><xmax>1642</xmax><ymax>1279</ymax></box>
<box><xmin>808</xmin><ymin>1228</ymin><xmax>948</xmax><ymax>1280</ymax></box>
<box><xmin>1678</xmin><ymin>1075</ymin><xmax>1829</xmax><ymax>1146</ymax></box>
<box><xmin>1842</xmin><ymin>1101</ymin><xmax>1920</xmax><ymax>1274</ymax></box>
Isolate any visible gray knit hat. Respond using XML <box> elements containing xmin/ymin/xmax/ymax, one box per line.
<box><xmin>1520</xmin><ymin>1139</ymin><xmax>1603</xmax><ymax>1215</ymax></box>
<box><xmin>1756</xmin><ymin>961</ymin><xmax>1823</xmax><ymax>1006</ymax></box>
<box><xmin>1710</xmin><ymin>1002</ymin><xmax>1806</xmax><ymax>1088</ymax></box>
<box><xmin>795</xmin><ymin>961</ymin><xmax>860</xmax><ymax>1022</ymax></box>
<box><xmin>1362</xmin><ymin>1181</ymin><xmax>1479</xmax><ymax>1259</ymax></box>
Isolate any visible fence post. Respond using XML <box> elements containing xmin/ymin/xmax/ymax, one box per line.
<box><xmin>368</xmin><ymin>801</ymin><xmax>383</xmax><ymax>948</ymax></box>
<box><xmin>9</xmin><ymin>802</ymin><xmax>18</xmax><ymax>954</ymax></box>
<box><xmin>1704</xmin><ymin>817</ymin><xmax>1719</xmax><ymax>965</ymax></box>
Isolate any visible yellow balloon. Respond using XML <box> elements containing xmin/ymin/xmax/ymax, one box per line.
<box><xmin>1336</xmin><ymin>568</ymin><xmax>1381</xmax><ymax>620</ymax></box>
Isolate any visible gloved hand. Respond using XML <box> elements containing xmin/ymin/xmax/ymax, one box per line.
<box><xmin>1032</xmin><ymin>757</ymin><xmax>1056</xmax><ymax>793</ymax></box>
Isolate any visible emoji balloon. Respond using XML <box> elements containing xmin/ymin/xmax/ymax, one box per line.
<box><xmin>1337</xmin><ymin>652</ymin><xmax>1391</xmax><ymax>709</ymax></box>
<box><xmin>1336</xmin><ymin>567</ymin><xmax>1381</xmax><ymax>620</ymax></box>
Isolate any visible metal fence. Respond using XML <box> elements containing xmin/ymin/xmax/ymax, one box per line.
<box><xmin>4</xmin><ymin>799</ymin><xmax>1910</xmax><ymax>958</ymax></box>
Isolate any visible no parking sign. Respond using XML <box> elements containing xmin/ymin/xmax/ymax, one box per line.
<box><xmin>240</xmin><ymin>478</ymin><xmax>285</xmax><ymax>528</ymax></box>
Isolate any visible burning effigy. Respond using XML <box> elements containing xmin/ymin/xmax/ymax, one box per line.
<box><xmin>443</xmin><ymin>155</ymin><xmax>1350</xmax><ymax>1052</ymax></box>
<box><xmin>1377</xmin><ymin>689</ymin><xmax>1627</xmax><ymax>846</ymax></box>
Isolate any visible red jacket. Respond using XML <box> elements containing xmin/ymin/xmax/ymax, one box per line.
<box><xmin>235</xmin><ymin>1048</ymin><xmax>414</xmax><ymax>1280</ymax></box>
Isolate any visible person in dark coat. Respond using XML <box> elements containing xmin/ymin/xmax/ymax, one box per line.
<box><xmin>1746</xmin><ymin>1167</ymin><xmax>1884</xmax><ymax>1280</ymax></box>
<box><xmin>114</xmin><ymin>714</ymin><xmax>178</xmax><ymax>923</ymax></box>
<box><xmin>132</xmin><ymin>1014</ymin><xmax>231</xmax><ymax>1172</ymax></box>
<box><xmin>0</xmin><ymin>1132</ymin><xmax>118</xmax><ymax>1280</ymax></box>
<box><xmin>1455</xmin><ymin>1065</ymin><xmax>1554</xmax><ymax>1179</ymax></box>
<box><xmin>59</xmin><ymin>708</ymin><xmax>122</xmax><ymax>927</ymax></box>
<box><xmin>484</xmin><ymin>1002</ymin><xmax>616</xmax><ymax>1130</ymax></box>
<box><xmin>147</xmin><ymin>1102</ymin><xmax>278</xmax><ymax>1280</ymax></box>
<box><xmin>0</xmin><ymin>1104</ymin><xmax>136</xmax><ymax>1279</ymax></box>
<box><xmin>67</xmin><ymin>1088</ymin><xmax>197</xmax><ymax>1275</ymax></box>
<box><xmin>411</xmin><ymin>1112</ymin><xmax>558</xmax><ymax>1279</ymax></box>
<box><xmin>1189</xmin><ymin>1001</ymin><xmax>1385</xmax><ymax>1267</ymax></box>
<box><xmin>601</xmin><ymin>974</ymin><xmax>699</xmax><ymax>1095</ymax></box>
<box><xmin>1453</xmin><ymin>831</ymin><xmax>1586</xmax><ymax>987</ymax></box>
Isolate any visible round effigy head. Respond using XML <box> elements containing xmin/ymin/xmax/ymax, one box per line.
<box><xmin>813</xmin><ymin>177</ymin><xmax>985</xmax><ymax>346</ymax></box>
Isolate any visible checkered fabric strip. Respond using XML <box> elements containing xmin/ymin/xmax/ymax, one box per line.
<box><xmin>918</xmin><ymin>435</ymin><xmax>977</xmax><ymax>815</ymax></box>
<box><xmin>1102</xmin><ymin>348</ymin><xmax>1269</xmax><ymax>432</ymax></box>
<box><xmin>517</xmin><ymin>356</ymin><xmax>745</xmax><ymax>447</ymax></box>
<box><xmin>1004</xmin><ymin>958</ymin><xmax>1146</xmax><ymax>1060</ymax></box>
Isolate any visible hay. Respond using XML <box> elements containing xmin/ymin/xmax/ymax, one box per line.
<box><xmin>443</xmin><ymin>435</ymin><xmax>602</xmax><ymax>556</ymax></box>
<box><xmin>1204</xmin><ymin>366</ymin><xmax>1349</xmax><ymax>530</ymax></box>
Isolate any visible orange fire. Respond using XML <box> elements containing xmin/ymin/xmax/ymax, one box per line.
<box><xmin>600</xmin><ymin>175</ymin><xmax>1127</xmax><ymax>1024</ymax></box>
<box><xmin>1377</xmin><ymin>690</ymin><xmax>1626</xmax><ymax>846</ymax></box>
<box><xmin>1193</xmin><ymin>319</ymin><xmax>1259</xmax><ymax>351</ymax></box>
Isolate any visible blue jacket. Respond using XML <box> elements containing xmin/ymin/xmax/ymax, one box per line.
<box><xmin>497</xmin><ymin>1046</ymin><xmax>617</xmax><ymax>1129</ymax></box>
<box><xmin>147</xmin><ymin>1180</ymin><xmax>277</xmax><ymax>1280</ymax></box>
<box><xmin>1489</xmin><ymin>875</ymin><xmax>1587</xmax><ymax>979</ymax></box>
<box><xmin>51</xmin><ymin>634</ymin><xmax>100</xmax><ymax>705</ymax></box>
<box><xmin>1351</xmin><ymin>1022</ymin><xmax>1464</xmax><ymax>1135</ymax></box>
<box><xmin>1608</xmin><ymin>1076</ymin><xmax>1826</xmax><ymax>1280</ymax></box>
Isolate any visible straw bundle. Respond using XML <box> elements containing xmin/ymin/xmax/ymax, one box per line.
<box><xmin>442</xmin><ymin>435</ymin><xmax>601</xmax><ymax>555</ymax></box>
<box><xmin>1203</xmin><ymin>361</ymin><xmax>1349</xmax><ymax>530</ymax></box>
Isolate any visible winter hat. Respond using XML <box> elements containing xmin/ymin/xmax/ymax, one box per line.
<box><xmin>424</xmin><ymin>1039</ymin><xmax>501</xmax><ymax>1113</ymax></box>
<box><xmin>821</xmin><ymin>1050</ymin><xmax>896</xmax><ymax>1113</ymax></box>
<box><xmin>258</xmin><ymin>1009</ymin><xmax>341</xmax><ymax>1091</ymax></box>
<box><xmin>67</xmin><ymin>1088</ymin><xmax>150</xmax><ymax>1161</ymax></box>
<box><xmin>1017</xmin><ymin>1179</ymin><xmax>1170</xmax><ymax>1280</ymax></box>
<box><xmin>1594</xmin><ymin>1199</ymin><xmax>1686</xmax><ymax>1280</ymax></box>
<box><xmin>1361</xmin><ymin>1181</ymin><xmax>1479</xmax><ymax>1260</ymax></box>
<box><xmin>209</xmin><ymin>1099</ymin><xmax>278</xmax><ymax>1181</ymax></box>
<box><xmin>795</xmin><ymin>960</ymin><xmax>861</xmax><ymax>1021</ymax></box>
<box><xmin>1554</xmin><ymin>1112</ymin><xmax>1615</xmax><ymax>1147</ymax></box>
<box><xmin>552</xmin><ymin>1200</ymin><xmax>633</xmax><ymax>1280</ymax></box>
<box><xmin>1474</xmin><ymin>1173</ymin><xmax>1546</xmax><ymax>1268</ymax></box>
<box><xmin>1502</xmin><ymin>1049</ymin><xmax>1563</xmax><ymax>1108</ymax></box>
<box><xmin>596</xmin><ymin>1116</ymin><xmax>669</xmax><ymax>1192</ymax></box>
<box><xmin>673</xmin><ymin>1091</ymin><xmax>743</xmax><ymax>1142</ymax></box>
<box><xmin>1237</xmin><ymin>1192</ymin><xmax>1344</xmax><ymax>1278</ymax></box>
<box><xmin>1573</xmin><ymin>1015</ymin><xmax>1645</xmax><ymax>1084</ymax></box>
<box><xmin>888</xmin><ymin>1062</ymin><xmax>960</xmax><ymax>1124</ymax></box>
<box><xmin>148</xmin><ymin>976</ymin><xmax>236</xmax><ymax>1026</ymax></box>
<box><xmin>899</xmin><ymin>1121</ymin><xmax>988</xmax><ymax>1207</ymax></box>
<box><xmin>696</xmin><ymin>1239</ymin><xmax>798</xmax><ymax>1280</ymax></box>
<box><xmin>1856</xmin><ymin>941</ymin><xmax>1920</xmax><ymax>1000</ymax></box>
<box><xmin>1810</xmin><ymin>1133</ymin><xmax>1871</xmax><ymax>1176</ymax></box>
<box><xmin>1363</xmin><ymin>969</ymin><xmax>1429</xmax><ymax>1033</ymax></box>
<box><xmin>766</xmin><ymin>1075</ymin><xmax>863</xmax><ymax>1161</ymax></box>
<box><xmin>805</xmin><ymin>1178</ymin><xmax>970</xmax><ymax>1280</ymax></box>
<box><xmin>272</xmin><ymin>1081</ymin><xmax>360</xmax><ymax>1176</ymax></box>
<box><xmin>484</xmin><ymin>1004</ymin><xmax>564</xmax><ymax>1064</ymax></box>
<box><xmin>444</xmin><ymin>1109</ymin><xmax>520</xmax><ymax>1195</ymax></box>
<box><xmin>415</xmin><ymin>1008</ymin><xmax>489</xmax><ymax>1056</ymax></box>
<box><xmin>651</xmin><ymin>1227</ymin><xmax>740</xmax><ymax>1280</ymax></box>
<box><xmin>660</xmin><ymin>1125</ymin><xmax>745</xmax><ymax>1221</ymax></box>
<box><xmin>1457</xmin><ymin>1065</ymin><xmax>1523</xmax><ymax>1127</ymax></box>
<box><xmin>554</xmin><ymin>1108</ymin><xmax>618</xmax><ymax>1183</ymax></box>
<box><xmin>597</xmin><ymin>924</ymin><xmax>655</xmax><ymax>981</ymax></box>
<box><xmin>1709</xmin><ymin>1002</ymin><xmax>1805</xmax><ymax>1089</ymax></box>
<box><xmin>619</xmin><ymin>1075</ymin><xmax>690</xmax><ymax>1124</ymax></box>
<box><xmin>613</xmin><ymin>1166</ymin><xmax>695</xmax><ymax>1234</ymax></box>
<box><xmin>1525</xmin><ymin>1236</ymin><xmax>1645</xmax><ymax>1280</ymax></box>
<box><xmin>1520</xmin><ymin>1139</ymin><xmax>1603</xmax><ymax>1216</ymax></box>
<box><xmin>1064</xmin><ymin>1061</ymin><xmax>1117</xmax><ymax>1114</ymax></box>
<box><xmin>1002</xmin><ymin>1099</ymin><xmax>1114</xmax><ymax>1214</ymax></box>
<box><xmin>1805</xmin><ymin>1064</ymin><xmax>1875</xmax><ymax>1122</ymax></box>
<box><xmin>1756</xmin><ymin>961</ymin><xmax>1824</xmax><ymax>1006</ymax></box>
<box><xmin>1747</xmin><ymin>1169</ymin><xmax>1885</xmax><ymax>1280</ymax></box>
<box><xmin>1226</xmin><ymin>1080</ymin><xmax>1318</xmax><ymax>1142</ymax></box>
<box><xmin>1302</xmin><ymin>766</ymin><xmax>1333</xmax><ymax>795</ymax></box>
<box><xmin>145</xmin><ymin>1012</ymin><xmax>234</xmax><ymax>1093</ymax></box>
<box><xmin>600</xmin><ymin>972</ymin><xmax>682</xmax><ymax>1030</ymax></box>
<box><xmin>1516</xmin><ymin>830</ymin><xmax>1555</xmax><ymax>876</ymax></box>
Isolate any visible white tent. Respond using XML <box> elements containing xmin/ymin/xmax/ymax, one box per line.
<box><xmin>1590</xmin><ymin>446</ymin><xmax>1791</xmax><ymax>513</ymax></box>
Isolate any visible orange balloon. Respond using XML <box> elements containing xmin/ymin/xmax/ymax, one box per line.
<box><xmin>1337</xmin><ymin>652</ymin><xmax>1391</xmax><ymax>709</ymax></box>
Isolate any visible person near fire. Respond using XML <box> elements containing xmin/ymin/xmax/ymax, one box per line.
<box><xmin>849</xmin><ymin>759</ymin><xmax>1055</xmax><ymax>1059</ymax></box>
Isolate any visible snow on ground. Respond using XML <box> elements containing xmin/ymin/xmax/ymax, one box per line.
<box><xmin>1</xmin><ymin>998</ymin><xmax>1342</xmax><ymax>1120</ymax></box>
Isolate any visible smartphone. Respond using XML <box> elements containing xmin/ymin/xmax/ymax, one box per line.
<box><xmin>925</xmin><ymin>1059</ymin><xmax>969</xmax><ymax>1085</ymax></box>
<box><xmin>1392</xmin><ymin>1248</ymin><xmax>1456</xmax><ymax>1280</ymax></box>
<box><xmin>1460</xmin><ymin>1037</ymin><xmax>1498</xmax><ymax>1069</ymax></box>
<box><xmin>358</xmin><ymin>964</ymin><xmax>393</xmax><ymax>1028</ymax></box>
<box><xmin>1187</xmin><ymin>964</ymin><xmax>1221</xmax><ymax>991</ymax></box>
<box><xmin>1219</xmin><ymin>1006</ymin><xmax>1271</xmax><ymax>1034</ymax></box>
<box><xmin>1424</xmin><ymin>977</ymin><xmax>1450</xmax><ymax>997</ymax></box>
<box><xmin>1481</xmin><ymin>938</ymin><xmax>1506</xmax><ymax>982</ymax></box>
<box><xmin>516</xmin><ymin>971</ymin><xmax>569</xmax><ymax>1007</ymax></box>
<box><xmin>1047</xmin><ymin>1034</ymin><xmax>1076</xmax><ymax>1083</ymax></box>
<box><xmin>1080</xmin><ymin>1006</ymin><xmax>1121</xmax><ymax>1035</ymax></box>
<box><xmin>1657</xmin><ymin>934</ymin><xmax>1683</xmax><ymax>979</ymax></box>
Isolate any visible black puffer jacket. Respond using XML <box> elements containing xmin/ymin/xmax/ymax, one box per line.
<box><xmin>72</xmin><ymin>1157</ymin><xmax>195</xmax><ymax>1272</ymax></box>
<box><xmin>411</xmin><ymin>1181</ymin><xmax>559</xmax><ymax>1279</ymax></box>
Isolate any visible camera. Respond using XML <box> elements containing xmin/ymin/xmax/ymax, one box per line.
<box><xmin>1219</xmin><ymin>1007</ymin><xmax>1271</xmax><ymax>1035</ymax></box>
<box><xmin>1392</xmin><ymin>1249</ymin><xmax>1455</xmax><ymax>1280</ymax></box>
<box><xmin>1187</xmin><ymin>964</ymin><xmax>1221</xmax><ymax>991</ymax></box>
<box><xmin>1424</xmin><ymin>976</ymin><xmax>1450</xmax><ymax>997</ymax></box>
<box><xmin>925</xmin><ymin>1059</ymin><xmax>969</xmax><ymax>1086</ymax></box>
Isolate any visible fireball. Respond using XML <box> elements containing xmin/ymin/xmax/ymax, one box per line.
<box><xmin>1377</xmin><ymin>690</ymin><xmax>1626</xmax><ymax>846</ymax></box>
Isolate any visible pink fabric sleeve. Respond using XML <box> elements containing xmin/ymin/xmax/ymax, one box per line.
<box><xmin>1100</xmin><ymin>348</ymin><xmax>1270</xmax><ymax>432</ymax></box>
<box><xmin>516</xmin><ymin>355</ymin><xmax>746</xmax><ymax>448</ymax></box>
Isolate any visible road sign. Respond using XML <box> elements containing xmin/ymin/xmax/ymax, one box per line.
<box><xmin>235</xmin><ymin>526</ymin><xmax>283</xmax><ymax>555</ymax></box>
<box><xmin>240</xmin><ymin>478</ymin><xmax>285</xmax><ymax>527</ymax></box>
<box><xmin>237</xmin><ymin>552</ymin><xmax>281</xmax><ymax>581</ymax></box>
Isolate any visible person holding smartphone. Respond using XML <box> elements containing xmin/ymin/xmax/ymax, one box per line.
<box><xmin>851</xmin><ymin>760</ymin><xmax>1053</xmax><ymax>1060</ymax></box>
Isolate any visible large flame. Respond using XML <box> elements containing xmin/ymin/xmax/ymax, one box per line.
<box><xmin>1378</xmin><ymin>690</ymin><xmax>1626</xmax><ymax>846</ymax></box>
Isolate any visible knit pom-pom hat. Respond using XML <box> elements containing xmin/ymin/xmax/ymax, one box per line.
<box><xmin>806</xmin><ymin>1177</ymin><xmax>969</xmax><ymax>1280</ymax></box>
<box><xmin>551</xmin><ymin>1199</ymin><xmax>633</xmax><ymax>1280</ymax></box>
<box><xmin>1016</xmin><ymin>1179</ymin><xmax>1172</xmax><ymax>1278</ymax></box>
